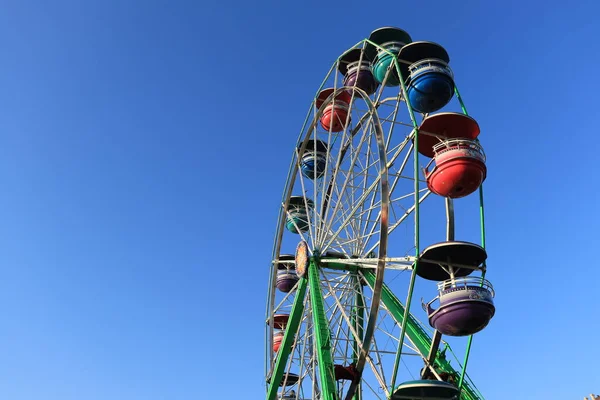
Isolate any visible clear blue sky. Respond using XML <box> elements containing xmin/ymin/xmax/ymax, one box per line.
<box><xmin>0</xmin><ymin>1</ymin><xmax>598</xmax><ymax>399</ymax></box>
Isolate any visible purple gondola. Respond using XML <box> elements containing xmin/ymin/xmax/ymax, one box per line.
<box><xmin>276</xmin><ymin>254</ymin><xmax>299</xmax><ymax>293</ymax></box>
<box><xmin>425</xmin><ymin>277</ymin><xmax>496</xmax><ymax>336</ymax></box>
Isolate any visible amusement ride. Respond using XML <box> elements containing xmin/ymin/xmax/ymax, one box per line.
<box><xmin>264</xmin><ymin>26</ymin><xmax>495</xmax><ymax>400</ymax></box>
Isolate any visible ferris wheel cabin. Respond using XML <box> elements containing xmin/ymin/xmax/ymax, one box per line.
<box><xmin>267</xmin><ymin>372</ymin><xmax>300</xmax><ymax>387</ymax></box>
<box><xmin>267</xmin><ymin>313</ymin><xmax>289</xmax><ymax>330</ymax></box>
<box><xmin>276</xmin><ymin>254</ymin><xmax>299</xmax><ymax>293</ymax></box>
<box><xmin>426</xmin><ymin>277</ymin><xmax>496</xmax><ymax>336</ymax></box>
<box><xmin>391</xmin><ymin>379</ymin><xmax>460</xmax><ymax>400</ymax></box>
<box><xmin>272</xmin><ymin>330</ymin><xmax>285</xmax><ymax>352</ymax></box>
<box><xmin>299</xmin><ymin>139</ymin><xmax>328</xmax><ymax>180</ymax></box>
<box><xmin>366</xmin><ymin>27</ymin><xmax>412</xmax><ymax>87</ymax></box>
<box><xmin>416</xmin><ymin>241</ymin><xmax>496</xmax><ymax>336</ymax></box>
<box><xmin>419</xmin><ymin>112</ymin><xmax>487</xmax><ymax>198</ymax></box>
<box><xmin>268</xmin><ymin>312</ymin><xmax>291</xmax><ymax>354</ymax></box>
<box><xmin>278</xmin><ymin>391</ymin><xmax>297</xmax><ymax>400</ymax></box>
<box><xmin>398</xmin><ymin>41</ymin><xmax>455</xmax><ymax>114</ymax></box>
<box><xmin>338</xmin><ymin>48</ymin><xmax>379</xmax><ymax>95</ymax></box>
<box><xmin>285</xmin><ymin>196</ymin><xmax>314</xmax><ymax>234</ymax></box>
<box><xmin>315</xmin><ymin>88</ymin><xmax>352</xmax><ymax>133</ymax></box>
<box><xmin>334</xmin><ymin>364</ymin><xmax>358</xmax><ymax>381</ymax></box>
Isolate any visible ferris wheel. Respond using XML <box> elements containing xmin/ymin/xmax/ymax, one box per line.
<box><xmin>264</xmin><ymin>27</ymin><xmax>495</xmax><ymax>400</ymax></box>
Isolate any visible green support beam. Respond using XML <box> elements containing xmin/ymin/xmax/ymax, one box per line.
<box><xmin>266</xmin><ymin>277</ymin><xmax>308</xmax><ymax>400</ymax></box>
<box><xmin>352</xmin><ymin>275</ymin><xmax>365</xmax><ymax>400</ymax></box>
<box><xmin>308</xmin><ymin>261</ymin><xmax>339</xmax><ymax>400</ymax></box>
<box><xmin>361</xmin><ymin>271</ymin><xmax>483</xmax><ymax>400</ymax></box>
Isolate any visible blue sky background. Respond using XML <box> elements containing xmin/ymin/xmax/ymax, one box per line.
<box><xmin>0</xmin><ymin>1</ymin><xmax>598</xmax><ymax>399</ymax></box>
